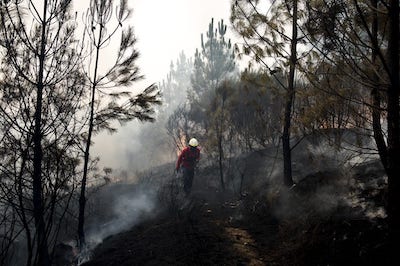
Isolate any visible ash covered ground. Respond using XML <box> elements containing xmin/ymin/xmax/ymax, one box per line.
<box><xmin>71</xmin><ymin>132</ymin><xmax>393</xmax><ymax>266</ymax></box>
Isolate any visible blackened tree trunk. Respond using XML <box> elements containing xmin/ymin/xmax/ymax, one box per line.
<box><xmin>78</xmin><ymin>14</ymin><xmax>103</xmax><ymax>249</ymax></box>
<box><xmin>370</xmin><ymin>0</ymin><xmax>388</xmax><ymax>172</ymax></box>
<box><xmin>386</xmin><ymin>0</ymin><xmax>400</xmax><ymax>250</ymax></box>
<box><xmin>1</xmin><ymin>1</ymin><xmax>90</xmax><ymax>264</ymax></box>
<box><xmin>218</xmin><ymin>92</ymin><xmax>227</xmax><ymax>191</ymax></box>
<box><xmin>18</xmin><ymin>149</ymin><xmax>33</xmax><ymax>266</ymax></box>
<box><xmin>32</xmin><ymin>0</ymin><xmax>50</xmax><ymax>264</ymax></box>
<box><xmin>282</xmin><ymin>0</ymin><xmax>298</xmax><ymax>187</ymax></box>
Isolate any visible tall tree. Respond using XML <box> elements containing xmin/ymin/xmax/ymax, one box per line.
<box><xmin>78</xmin><ymin>0</ymin><xmax>160</xmax><ymax>249</ymax></box>
<box><xmin>0</xmin><ymin>1</ymin><xmax>83</xmax><ymax>265</ymax></box>
<box><xmin>165</xmin><ymin>18</ymin><xmax>237</xmax><ymax>189</ymax></box>
<box><xmin>191</xmin><ymin>18</ymin><xmax>236</xmax><ymax>97</ymax></box>
<box><xmin>304</xmin><ymin>0</ymin><xmax>400</xmax><ymax>248</ymax></box>
<box><xmin>160</xmin><ymin>51</ymin><xmax>193</xmax><ymax>154</ymax></box>
<box><xmin>190</xmin><ymin>17</ymin><xmax>236</xmax><ymax>121</ymax></box>
<box><xmin>207</xmin><ymin>81</ymin><xmax>235</xmax><ymax>190</ymax></box>
<box><xmin>282</xmin><ymin>0</ymin><xmax>298</xmax><ymax>187</ymax></box>
<box><xmin>231</xmin><ymin>0</ymin><xmax>305</xmax><ymax>186</ymax></box>
<box><xmin>162</xmin><ymin>51</ymin><xmax>193</xmax><ymax>114</ymax></box>
<box><xmin>386</xmin><ymin>0</ymin><xmax>399</xmax><ymax>247</ymax></box>
<box><xmin>190</xmin><ymin>18</ymin><xmax>236</xmax><ymax>190</ymax></box>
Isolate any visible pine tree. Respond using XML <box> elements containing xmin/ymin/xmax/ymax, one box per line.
<box><xmin>78</xmin><ymin>0</ymin><xmax>160</xmax><ymax>249</ymax></box>
<box><xmin>0</xmin><ymin>1</ymin><xmax>83</xmax><ymax>264</ymax></box>
<box><xmin>191</xmin><ymin>18</ymin><xmax>236</xmax><ymax>100</ymax></box>
<box><xmin>231</xmin><ymin>0</ymin><xmax>304</xmax><ymax>186</ymax></box>
<box><xmin>305</xmin><ymin>0</ymin><xmax>400</xmax><ymax>249</ymax></box>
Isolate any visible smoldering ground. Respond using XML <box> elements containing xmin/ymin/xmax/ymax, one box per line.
<box><xmin>218</xmin><ymin>130</ymin><xmax>385</xmax><ymax>223</ymax></box>
<box><xmin>85</xmin><ymin>183</ymin><xmax>158</xmax><ymax>245</ymax></box>
<box><xmin>1</xmin><ymin>181</ymin><xmax>159</xmax><ymax>266</ymax></box>
<box><xmin>75</xmin><ymin>182</ymin><xmax>159</xmax><ymax>264</ymax></box>
<box><xmin>15</xmin><ymin>127</ymin><xmax>372</xmax><ymax>266</ymax></box>
<box><xmin>79</xmin><ymin>129</ymin><xmax>389</xmax><ymax>266</ymax></box>
<box><xmin>66</xmin><ymin>129</ymin><xmax>386</xmax><ymax>266</ymax></box>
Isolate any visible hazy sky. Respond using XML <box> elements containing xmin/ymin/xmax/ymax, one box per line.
<box><xmin>86</xmin><ymin>0</ymin><xmax>237</xmax><ymax>172</ymax></box>
<box><xmin>131</xmin><ymin>0</ymin><xmax>235</xmax><ymax>84</ymax></box>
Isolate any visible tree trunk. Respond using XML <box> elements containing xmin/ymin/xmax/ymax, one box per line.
<box><xmin>218</xmin><ymin>97</ymin><xmax>226</xmax><ymax>191</ymax></box>
<box><xmin>18</xmin><ymin>151</ymin><xmax>33</xmax><ymax>266</ymax></box>
<box><xmin>78</xmin><ymin>22</ymin><xmax>103</xmax><ymax>249</ymax></box>
<box><xmin>78</xmin><ymin>70</ymin><xmax>95</xmax><ymax>250</ymax></box>
<box><xmin>218</xmin><ymin>133</ymin><xmax>225</xmax><ymax>190</ymax></box>
<box><xmin>370</xmin><ymin>0</ymin><xmax>388</xmax><ymax>172</ymax></box>
<box><xmin>282</xmin><ymin>0</ymin><xmax>297</xmax><ymax>187</ymax></box>
<box><xmin>386</xmin><ymin>0</ymin><xmax>400</xmax><ymax>252</ymax></box>
<box><xmin>32</xmin><ymin>1</ymin><xmax>50</xmax><ymax>264</ymax></box>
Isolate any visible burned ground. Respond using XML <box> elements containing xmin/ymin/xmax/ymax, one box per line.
<box><xmin>75</xmin><ymin>131</ymin><xmax>394</xmax><ymax>265</ymax></box>
<box><xmin>80</xmin><ymin>147</ymin><xmax>392</xmax><ymax>266</ymax></box>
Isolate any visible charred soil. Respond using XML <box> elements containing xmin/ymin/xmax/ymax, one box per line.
<box><xmin>82</xmin><ymin>161</ymin><xmax>392</xmax><ymax>266</ymax></box>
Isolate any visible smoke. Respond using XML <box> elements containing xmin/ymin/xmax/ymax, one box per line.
<box><xmin>77</xmin><ymin>183</ymin><xmax>158</xmax><ymax>264</ymax></box>
<box><xmin>247</xmin><ymin>130</ymin><xmax>385</xmax><ymax>222</ymax></box>
<box><xmin>90</xmin><ymin>121</ymin><xmax>176</xmax><ymax>179</ymax></box>
<box><xmin>87</xmin><ymin>184</ymin><xmax>156</xmax><ymax>245</ymax></box>
<box><xmin>86</xmin><ymin>190</ymin><xmax>156</xmax><ymax>244</ymax></box>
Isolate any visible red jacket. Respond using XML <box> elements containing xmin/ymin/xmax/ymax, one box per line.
<box><xmin>176</xmin><ymin>146</ymin><xmax>200</xmax><ymax>170</ymax></box>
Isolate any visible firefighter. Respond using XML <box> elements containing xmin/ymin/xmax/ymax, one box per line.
<box><xmin>176</xmin><ymin>138</ymin><xmax>200</xmax><ymax>196</ymax></box>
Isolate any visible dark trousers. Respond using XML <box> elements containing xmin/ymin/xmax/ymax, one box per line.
<box><xmin>182</xmin><ymin>167</ymin><xmax>195</xmax><ymax>196</ymax></box>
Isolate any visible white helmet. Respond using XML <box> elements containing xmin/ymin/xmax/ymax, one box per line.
<box><xmin>188</xmin><ymin>138</ymin><xmax>199</xmax><ymax>147</ymax></box>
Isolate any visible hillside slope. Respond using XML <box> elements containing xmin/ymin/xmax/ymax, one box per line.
<box><xmin>80</xmin><ymin>136</ymin><xmax>392</xmax><ymax>266</ymax></box>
